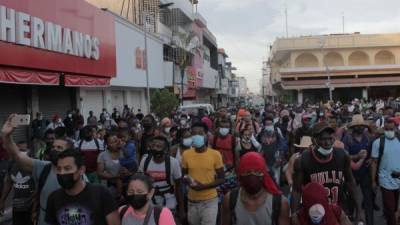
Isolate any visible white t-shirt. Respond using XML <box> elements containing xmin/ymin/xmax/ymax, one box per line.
<box><xmin>139</xmin><ymin>155</ymin><xmax>182</xmax><ymax>210</ymax></box>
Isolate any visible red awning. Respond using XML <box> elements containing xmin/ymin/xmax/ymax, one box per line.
<box><xmin>0</xmin><ymin>67</ymin><xmax>59</xmax><ymax>85</ymax></box>
<box><xmin>64</xmin><ymin>75</ymin><xmax>110</xmax><ymax>87</ymax></box>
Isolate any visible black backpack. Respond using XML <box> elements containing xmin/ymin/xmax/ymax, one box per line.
<box><xmin>119</xmin><ymin>205</ymin><xmax>162</xmax><ymax>224</ymax></box>
<box><xmin>229</xmin><ymin>188</ymin><xmax>281</xmax><ymax>225</ymax></box>
<box><xmin>78</xmin><ymin>138</ymin><xmax>101</xmax><ymax>152</ymax></box>
<box><xmin>143</xmin><ymin>155</ymin><xmax>173</xmax><ymax>195</ymax></box>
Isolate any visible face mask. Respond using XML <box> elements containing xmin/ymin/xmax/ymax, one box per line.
<box><xmin>126</xmin><ymin>194</ymin><xmax>148</xmax><ymax>210</ymax></box>
<box><xmin>282</xmin><ymin>116</ymin><xmax>289</xmax><ymax>123</ymax></box>
<box><xmin>84</xmin><ymin>136</ymin><xmax>92</xmax><ymax>142</ymax></box>
<box><xmin>242</xmin><ymin>138</ymin><xmax>251</xmax><ymax>144</ymax></box>
<box><xmin>57</xmin><ymin>118</ymin><xmax>62</xmax><ymax>123</ymax></box>
<box><xmin>68</xmin><ymin>114</ymin><xmax>72</xmax><ymax>118</ymax></box>
<box><xmin>151</xmin><ymin>149</ymin><xmax>164</xmax><ymax>159</ymax></box>
<box><xmin>192</xmin><ymin>135</ymin><xmax>205</xmax><ymax>148</ymax></box>
<box><xmin>385</xmin><ymin>131</ymin><xmax>395</xmax><ymax>139</ymax></box>
<box><xmin>57</xmin><ymin>173</ymin><xmax>78</xmax><ymax>190</ymax></box>
<box><xmin>164</xmin><ymin>127</ymin><xmax>171</xmax><ymax>134</ymax></box>
<box><xmin>180</xmin><ymin>119</ymin><xmax>187</xmax><ymax>125</ymax></box>
<box><xmin>264</xmin><ymin>125</ymin><xmax>274</xmax><ymax>132</ymax></box>
<box><xmin>49</xmin><ymin>150</ymin><xmax>60</xmax><ymax>165</ymax></box>
<box><xmin>219</xmin><ymin>128</ymin><xmax>230</xmax><ymax>136</ymax></box>
<box><xmin>317</xmin><ymin>146</ymin><xmax>333</xmax><ymax>156</ymax></box>
<box><xmin>309</xmin><ymin>204</ymin><xmax>325</xmax><ymax>224</ymax></box>
<box><xmin>143</xmin><ymin>123</ymin><xmax>152</xmax><ymax>129</ymax></box>
<box><xmin>240</xmin><ymin>175</ymin><xmax>264</xmax><ymax>195</ymax></box>
<box><xmin>182</xmin><ymin>137</ymin><xmax>192</xmax><ymax>147</ymax></box>
<box><xmin>116</xmin><ymin>113</ymin><xmax>120</xmax><ymax>117</ymax></box>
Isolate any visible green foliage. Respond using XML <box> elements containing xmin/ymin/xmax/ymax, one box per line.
<box><xmin>151</xmin><ymin>89</ymin><xmax>179</xmax><ymax>118</ymax></box>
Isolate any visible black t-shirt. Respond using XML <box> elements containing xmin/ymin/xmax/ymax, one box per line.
<box><xmin>8</xmin><ymin>161</ymin><xmax>35</xmax><ymax>211</ymax></box>
<box><xmin>45</xmin><ymin>183</ymin><xmax>117</xmax><ymax>225</ymax></box>
<box><xmin>301</xmin><ymin>149</ymin><xmax>348</xmax><ymax>205</ymax></box>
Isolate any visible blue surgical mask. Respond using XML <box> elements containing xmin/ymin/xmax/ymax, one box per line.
<box><xmin>385</xmin><ymin>131</ymin><xmax>395</xmax><ymax>139</ymax></box>
<box><xmin>317</xmin><ymin>146</ymin><xmax>333</xmax><ymax>156</ymax></box>
<box><xmin>264</xmin><ymin>125</ymin><xmax>274</xmax><ymax>132</ymax></box>
<box><xmin>219</xmin><ymin>128</ymin><xmax>230</xmax><ymax>136</ymax></box>
<box><xmin>183</xmin><ymin>137</ymin><xmax>193</xmax><ymax>147</ymax></box>
<box><xmin>192</xmin><ymin>135</ymin><xmax>205</xmax><ymax>148</ymax></box>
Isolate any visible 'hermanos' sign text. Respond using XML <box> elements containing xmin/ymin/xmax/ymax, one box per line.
<box><xmin>0</xmin><ymin>5</ymin><xmax>100</xmax><ymax>60</ymax></box>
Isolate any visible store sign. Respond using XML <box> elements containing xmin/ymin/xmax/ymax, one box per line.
<box><xmin>135</xmin><ymin>47</ymin><xmax>146</xmax><ymax>70</ymax></box>
<box><xmin>0</xmin><ymin>5</ymin><xmax>100</xmax><ymax>60</ymax></box>
<box><xmin>0</xmin><ymin>0</ymin><xmax>116</xmax><ymax>78</ymax></box>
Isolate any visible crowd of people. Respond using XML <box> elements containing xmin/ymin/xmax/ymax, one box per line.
<box><xmin>0</xmin><ymin>98</ymin><xmax>400</xmax><ymax>225</ymax></box>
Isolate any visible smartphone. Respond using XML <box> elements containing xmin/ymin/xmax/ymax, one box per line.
<box><xmin>11</xmin><ymin>114</ymin><xmax>31</xmax><ymax>127</ymax></box>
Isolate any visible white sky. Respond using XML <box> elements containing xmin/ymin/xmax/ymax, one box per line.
<box><xmin>198</xmin><ymin>0</ymin><xmax>400</xmax><ymax>94</ymax></box>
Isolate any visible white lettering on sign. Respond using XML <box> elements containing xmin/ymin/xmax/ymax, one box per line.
<box><xmin>0</xmin><ymin>4</ymin><xmax>100</xmax><ymax>60</ymax></box>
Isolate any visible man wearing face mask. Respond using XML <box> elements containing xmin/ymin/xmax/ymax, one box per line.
<box><xmin>292</xmin><ymin>182</ymin><xmax>352</xmax><ymax>225</ymax></box>
<box><xmin>292</xmin><ymin>121</ymin><xmax>364</xmax><ymax>224</ymax></box>
<box><xmin>2</xmin><ymin>114</ymin><xmax>74</xmax><ymax>225</ymax></box>
<box><xmin>75</xmin><ymin>126</ymin><xmax>104</xmax><ymax>183</ymax></box>
<box><xmin>221</xmin><ymin>152</ymin><xmax>289</xmax><ymax>225</ymax></box>
<box><xmin>46</xmin><ymin>114</ymin><xmax>65</xmax><ymax>131</ymax></box>
<box><xmin>212</xmin><ymin>119</ymin><xmax>237</xmax><ymax>168</ymax></box>
<box><xmin>179</xmin><ymin>114</ymin><xmax>191</xmax><ymax>129</ymax></box>
<box><xmin>160</xmin><ymin>117</ymin><xmax>173</xmax><ymax>143</ymax></box>
<box><xmin>45</xmin><ymin>149</ymin><xmax>120</xmax><ymax>225</ymax></box>
<box><xmin>182</xmin><ymin>122</ymin><xmax>225</xmax><ymax>225</ymax></box>
<box><xmin>139</xmin><ymin>115</ymin><xmax>160</xmax><ymax>159</ymax></box>
<box><xmin>371</xmin><ymin>119</ymin><xmax>400</xmax><ymax>225</ymax></box>
<box><xmin>139</xmin><ymin>136</ymin><xmax>185</xmax><ymax>222</ymax></box>
<box><xmin>342</xmin><ymin>114</ymin><xmax>374</xmax><ymax>225</ymax></box>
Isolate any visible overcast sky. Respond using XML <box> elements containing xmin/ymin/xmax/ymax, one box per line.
<box><xmin>198</xmin><ymin>0</ymin><xmax>400</xmax><ymax>94</ymax></box>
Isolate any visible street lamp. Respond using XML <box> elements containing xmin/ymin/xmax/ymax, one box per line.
<box><xmin>319</xmin><ymin>37</ymin><xmax>333</xmax><ymax>102</ymax></box>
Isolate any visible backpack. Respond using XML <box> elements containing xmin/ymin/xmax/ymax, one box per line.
<box><xmin>32</xmin><ymin>163</ymin><xmax>52</xmax><ymax>225</ymax></box>
<box><xmin>78</xmin><ymin>138</ymin><xmax>101</xmax><ymax>152</ymax></box>
<box><xmin>119</xmin><ymin>205</ymin><xmax>162</xmax><ymax>224</ymax></box>
<box><xmin>229</xmin><ymin>188</ymin><xmax>281</xmax><ymax>225</ymax></box>
<box><xmin>143</xmin><ymin>155</ymin><xmax>173</xmax><ymax>195</ymax></box>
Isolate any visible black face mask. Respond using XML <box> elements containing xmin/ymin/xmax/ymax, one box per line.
<box><xmin>282</xmin><ymin>116</ymin><xmax>289</xmax><ymax>123</ymax></box>
<box><xmin>57</xmin><ymin>173</ymin><xmax>78</xmax><ymax>190</ymax></box>
<box><xmin>84</xmin><ymin>136</ymin><xmax>92</xmax><ymax>142</ymax></box>
<box><xmin>49</xmin><ymin>150</ymin><xmax>60</xmax><ymax>165</ymax></box>
<box><xmin>143</xmin><ymin>123</ymin><xmax>152</xmax><ymax>129</ymax></box>
<box><xmin>151</xmin><ymin>150</ymin><xmax>164</xmax><ymax>159</ymax></box>
<box><xmin>353</xmin><ymin>127</ymin><xmax>364</xmax><ymax>134</ymax></box>
<box><xmin>126</xmin><ymin>194</ymin><xmax>148</xmax><ymax>210</ymax></box>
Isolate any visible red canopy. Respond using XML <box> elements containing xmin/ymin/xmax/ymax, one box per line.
<box><xmin>0</xmin><ymin>67</ymin><xmax>59</xmax><ymax>85</ymax></box>
<box><xmin>64</xmin><ymin>75</ymin><xmax>110</xmax><ymax>87</ymax></box>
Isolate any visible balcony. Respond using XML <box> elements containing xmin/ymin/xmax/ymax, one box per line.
<box><xmin>166</xmin><ymin>0</ymin><xmax>194</xmax><ymax>21</ymax></box>
<box><xmin>201</xmin><ymin>63</ymin><xmax>219</xmax><ymax>89</ymax></box>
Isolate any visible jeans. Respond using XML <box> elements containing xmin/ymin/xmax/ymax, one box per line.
<box><xmin>381</xmin><ymin>187</ymin><xmax>400</xmax><ymax>225</ymax></box>
<box><xmin>355</xmin><ymin>174</ymin><xmax>374</xmax><ymax>225</ymax></box>
<box><xmin>188</xmin><ymin>197</ymin><xmax>218</xmax><ymax>225</ymax></box>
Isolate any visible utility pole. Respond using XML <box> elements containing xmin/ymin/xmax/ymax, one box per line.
<box><xmin>319</xmin><ymin>37</ymin><xmax>333</xmax><ymax>101</ymax></box>
<box><xmin>285</xmin><ymin>5</ymin><xmax>289</xmax><ymax>38</ymax></box>
<box><xmin>342</xmin><ymin>12</ymin><xmax>345</xmax><ymax>34</ymax></box>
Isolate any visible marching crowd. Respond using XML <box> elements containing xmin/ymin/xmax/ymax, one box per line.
<box><xmin>0</xmin><ymin>98</ymin><xmax>400</xmax><ymax>225</ymax></box>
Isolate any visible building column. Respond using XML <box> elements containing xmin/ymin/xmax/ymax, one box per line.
<box><xmin>362</xmin><ymin>88</ymin><xmax>368</xmax><ymax>100</ymax></box>
<box><xmin>297</xmin><ymin>90</ymin><xmax>303</xmax><ymax>104</ymax></box>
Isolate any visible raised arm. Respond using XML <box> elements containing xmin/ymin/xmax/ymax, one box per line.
<box><xmin>1</xmin><ymin>115</ymin><xmax>33</xmax><ymax>172</ymax></box>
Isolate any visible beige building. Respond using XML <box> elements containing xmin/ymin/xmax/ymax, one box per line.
<box><xmin>269</xmin><ymin>32</ymin><xmax>400</xmax><ymax>103</ymax></box>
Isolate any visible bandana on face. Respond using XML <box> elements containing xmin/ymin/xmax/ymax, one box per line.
<box><xmin>236</xmin><ymin>152</ymin><xmax>281</xmax><ymax>195</ymax></box>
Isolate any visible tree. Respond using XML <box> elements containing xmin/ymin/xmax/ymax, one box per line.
<box><xmin>150</xmin><ymin>89</ymin><xmax>179</xmax><ymax>119</ymax></box>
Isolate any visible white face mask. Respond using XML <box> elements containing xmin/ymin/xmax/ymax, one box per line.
<box><xmin>309</xmin><ymin>204</ymin><xmax>325</xmax><ymax>224</ymax></box>
<box><xmin>385</xmin><ymin>131</ymin><xmax>395</xmax><ymax>139</ymax></box>
<box><xmin>164</xmin><ymin>127</ymin><xmax>171</xmax><ymax>134</ymax></box>
<box><xmin>264</xmin><ymin>125</ymin><xmax>274</xmax><ymax>132</ymax></box>
<box><xmin>180</xmin><ymin>119</ymin><xmax>187</xmax><ymax>125</ymax></box>
<box><xmin>317</xmin><ymin>146</ymin><xmax>333</xmax><ymax>156</ymax></box>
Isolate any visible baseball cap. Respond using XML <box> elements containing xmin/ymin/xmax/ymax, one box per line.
<box><xmin>312</xmin><ymin>121</ymin><xmax>335</xmax><ymax>136</ymax></box>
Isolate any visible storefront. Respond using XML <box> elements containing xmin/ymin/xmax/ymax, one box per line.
<box><xmin>0</xmin><ymin>0</ymin><xmax>116</xmax><ymax>140</ymax></box>
<box><xmin>80</xmin><ymin>13</ymin><xmax>167</xmax><ymax>118</ymax></box>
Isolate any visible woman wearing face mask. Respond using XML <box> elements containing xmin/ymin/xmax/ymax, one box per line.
<box><xmin>292</xmin><ymin>182</ymin><xmax>351</xmax><ymax>225</ymax></box>
<box><xmin>235</xmin><ymin>128</ymin><xmax>261</xmax><ymax>157</ymax></box>
<box><xmin>160</xmin><ymin>118</ymin><xmax>173</xmax><ymax>143</ymax></box>
<box><xmin>119</xmin><ymin>173</ymin><xmax>176</xmax><ymax>225</ymax></box>
<box><xmin>97</xmin><ymin>133</ymin><xmax>126</xmax><ymax>200</ymax></box>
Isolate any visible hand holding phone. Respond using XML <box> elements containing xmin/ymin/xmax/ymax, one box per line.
<box><xmin>11</xmin><ymin>114</ymin><xmax>30</xmax><ymax>127</ymax></box>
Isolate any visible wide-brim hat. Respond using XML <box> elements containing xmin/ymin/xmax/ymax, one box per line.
<box><xmin>294</xmin><ymin>136</ymin><xmax>313</xmax><ymax>148</ymax></box>
<box><xmin>348</xmin><ymin>114</ymin><xmax>368</xmax><ymax>128</ymax></box>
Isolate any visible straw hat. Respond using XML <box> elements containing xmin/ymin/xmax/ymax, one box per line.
<box><xmin>348</xmin><ymin>114</ymin><xmax>368</xmax><ymax>128</ymax></box>
<box><xmin>294</xmin><ymin>136</ymin><xmax>313</xmax><ymax>148</ymax></box>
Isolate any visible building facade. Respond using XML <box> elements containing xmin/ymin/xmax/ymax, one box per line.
<box><xmin>269</xmin><ymin>33</ymin><xmax>400</xmax><ymax>103</ymax></box>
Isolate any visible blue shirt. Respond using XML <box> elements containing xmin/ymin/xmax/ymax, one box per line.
<box><xmin>371</xmin><ymin>137</ymin><xmax>400</xmax><ymax>190</ymax></box>
<box><xmin>119</xmin><ymin>141</ymin><xmax>137</xmax><ymax>172</ymax></box>
<box><xmin>342</xmin><ymin>134</ymin><xmax>370</xmax><ymax>177</ymax></box>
